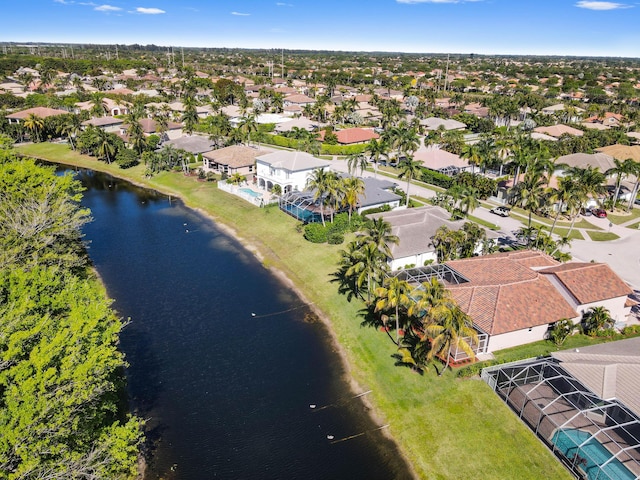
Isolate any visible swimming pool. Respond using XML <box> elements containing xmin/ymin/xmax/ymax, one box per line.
<box><xmin>551</xmin><ymin>429</ymin><xmax>635</xmax><ymax>480</ymax></box>
<box><xmin>239</xmin><ymin>187</ymin><xmax>263</xmax><ymax>199</ymax></box>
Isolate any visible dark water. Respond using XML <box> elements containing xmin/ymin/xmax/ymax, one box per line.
<box><xmin>72</xmin><ymin>169</ymin><xmax>411</xmax><ymax>480</ymax></box>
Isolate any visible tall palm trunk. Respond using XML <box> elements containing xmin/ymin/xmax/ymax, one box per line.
<box><xmin>627</xmin><ymin>181</ymin><xmax>639</xmax><ymax>212</ymax></box>
<box><xmin>439</xmin><ymin>345</ymin><xmax>452</xmax><ymax>377</ymax></box>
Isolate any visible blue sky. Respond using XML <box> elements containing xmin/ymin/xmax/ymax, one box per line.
<box><xmin>1</xmin><ymin>0</ymin><xmax>639</xmax><ymax>57</ymax></box>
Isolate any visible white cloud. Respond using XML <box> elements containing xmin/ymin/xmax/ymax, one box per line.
<box><xmin>135</xmin><ymin>7</ymin><xmax>165</xmax><ymax>14</ymax></box>
<box><xmin>95</xmin><ymin>4</ymin><xmax>121</xmax><ymax>11</ymax></box>
<box><xmin>575</xmin><ymin>1</ymin><xmax>631</xmax><ymax>9</ymax></box>
<box><xmin>231</xmin><ymin>11</ymin><xmax>250</xmax><ymax>15</ymax></box>
<box><xmin>276</xmin><ymin>2</ymin><xmax>294</xmax><ymax>6</ymax></box>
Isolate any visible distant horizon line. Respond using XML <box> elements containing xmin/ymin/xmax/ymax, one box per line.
<box><xmin>1</xmin><ymin>40</ymin><xmax>639</xmax><ymax>61</ymax></box>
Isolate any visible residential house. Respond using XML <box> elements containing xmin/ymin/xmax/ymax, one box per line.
<box><xmin>442</xmin><ymin>251</ymin><xmax>633</xmax><ymax>355</ymax></box>
<box><xmin>255</xmin><ymin>151</ymin><xmax>330</xmax><ymax>193</ymax></box>
<box><xmin>369</xmin><ymin>206</ymin><xmax>472</xmax><ymax>270</ymax></box>
<box><xmin>283</xmin><ymin>94</ymin><xmax>315</xmax><ymax>108</ymax></box>
<box><xmin>533</xmin><ymin>124</ymin><xmax>584</xmax><ymax>138</ymax></box>
<box><xmin>162</xmin><ymin>135</ymin><xmax>216</xmax><ymax>155</ymax></box>
<box><xmin>6</xmin><ymin>106</ymin><xmax>69</xmax><ymax>124</ymax></box>
<box><xmin>355</xmin><ymin>177</ymin><xmax>402</xmax><ymax>215</ymax></box>
<box><xmin>202</xmin><ymin>145</ymin><xmax>268</xmax><ymax>177</ymax></box>
<box><xmin>333</xmin><ymin>128</ymin><xmax>379</xmax><ymax>145</ymax></box>
<box><xmin>81</xmin><ymin>116</ymin><xmax>124</xmax><ymax>132</ymax></box>
<box><xmin>420</xmin><ymin>117</ymin><xmax>467</xmax><ymax>131</ymax></box>
<box><xmin>414</xmin><ymin>146</ymin><xmax>470</xmax><ymax>175</ymax></box>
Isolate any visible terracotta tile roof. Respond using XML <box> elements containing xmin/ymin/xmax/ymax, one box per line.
<box><xmin>539</xmin><ymin>262</ymin><xmax>633</xmax><ymax>304</ymax></box>
<box><xmin>533</xmin><ymin>124</ymin><xmax>584</xmax><ymax>138</ymax></box>
<box><xmin>334</xmin><ymin>128</ymin><xmax>379</xmax><ymax>145</ymax></box>
<box><xmin>446</xmin><ymin>251</ymin><xmax>576</xmax><ymax>335</ymax></box>
<box><xmin>138</xmin><ymin>118</ymin><xmax>182</xmax><ymax>134</ymax></box>
<box><xmin>6</xmin><ymin>106</ymin><xmax>69</xmax><ymax>119</ymax></box>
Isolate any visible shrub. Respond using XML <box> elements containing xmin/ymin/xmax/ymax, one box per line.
<box><xmin>420</xmin><ymin>169</ymin><xmax>454</xmax><ymax>189</ymax></box>
<box><xmin>548</xmin><ymin>318</ymin><xmax>574</xmax><ymax>346</ymax></box>
<box><xmin>361</xmin><ymin>204</ymin><xmax>391</xmax><ymax>216</ymax></box>
<box><xmin>115</xmin><ymin>148</ymin><xmax>139</xmax><ymax>169</ymax></box>
<box><xmin>320</xmin><ymin>143</ymin><xmax>367</xmax><ymax>156</ymax></box>
<box><xmin>303</xmin><ymin>223</ymin><xmax>328</xmax><ymax>243</ymax></box>
<box><xmin>622</xmin><ymin>325</ymin><xmax>640</xmax><ymax>335</ymax></box>
<box><xmin>327</xmin><ymin>232</ymin><xmax>344</xmax><ymax>244</ymax></box>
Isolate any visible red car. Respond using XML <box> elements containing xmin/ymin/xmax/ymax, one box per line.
<box><xmin>592</xmin><ymin>208</ymin><xmax>607</xmax><ymax>218</ymax></box>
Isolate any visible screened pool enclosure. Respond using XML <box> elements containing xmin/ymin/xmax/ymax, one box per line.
<box><xmin>483</xmin><ymin>359</ymin><xmax>640</xmax><ymax>480</ymax></box>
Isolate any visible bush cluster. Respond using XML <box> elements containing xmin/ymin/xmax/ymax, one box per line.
<box><xmin>420</xmin><ymin>169</ymin><xmax>454</xmax><ymax>189</ymax></box>
<box><xmin>302</xmin><ymin>212</ymin><xmax>365</xmax><ymax>244</ymax></box>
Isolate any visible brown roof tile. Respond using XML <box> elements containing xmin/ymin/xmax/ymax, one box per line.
<box><xmin>539</xmin><ymin>262</ymin><xmax>632</xmax><ymax>304</ymax></box>
<box><xmin>446</xmin><ymin>251</ymin><xmax>575</xmax><ymax>335</ymax></box>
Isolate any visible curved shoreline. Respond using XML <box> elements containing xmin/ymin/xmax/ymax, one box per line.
<box><xmin>42</xmin><ymin>157</ymin><xmax>418</xmax><ymax>479</ymax></box>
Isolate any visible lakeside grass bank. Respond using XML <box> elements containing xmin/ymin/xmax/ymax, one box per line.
<box><xmin>18</xmin><ymin>143</ymin><xmax>572</xmax><ymax>480</ymax></box>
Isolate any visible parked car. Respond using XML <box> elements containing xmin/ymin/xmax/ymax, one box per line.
<box><xmin>592</xmin><ymin>208</ymin><xmax>607</xmax><ymax>218</ymax></box>
<box><xmin>490</xmin><ymin>206</ymin><xmax>510</xmax><ymax>217</ymax></box>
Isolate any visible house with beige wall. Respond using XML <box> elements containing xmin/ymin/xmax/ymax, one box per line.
<box><xmin>443</xmin><ymin>251</ymin><xmax>633</xmax><ymax>356</ymax></box>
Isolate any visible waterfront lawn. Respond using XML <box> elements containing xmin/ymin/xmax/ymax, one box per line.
<box><xmin>17</xmin><ymin>143</ymin><xmax>572</xmax><ymax>480</ymax></box>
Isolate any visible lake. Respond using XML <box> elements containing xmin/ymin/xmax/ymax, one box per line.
<box><xmin>73</xmin><ymin>168</ymin><xmax>411</xmax><ymax>480</ymax></box>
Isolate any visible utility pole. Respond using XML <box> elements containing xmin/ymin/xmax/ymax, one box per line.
<box><xmin>281</xmin><ymin>48</ymin><xmax>284</xmax><ymax>79</ymax></box>
<box><xmin>181</xmin><ymin>47</ymin><xmax>185</xmax><ymax>69</ymax></box>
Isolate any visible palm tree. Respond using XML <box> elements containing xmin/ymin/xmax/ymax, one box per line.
<box><xmin>90</xmin><ymin>93</ymin><xmax>108</xmax><ymax>117</ymax></box>
<box><xmin>458</xmin><ymin>186</ymin><xmax>480</xmax><ymax>217</ymax></box>
<box><xmin>625</xmin><ymin>160</ymin><xmax>640</xmax><ymax>211</ymax></box>
<box><xmin>346</xmin><ymin>152</ymin><xmax>368</xmax><ymax>177</ymax></box>
<box><xmin>306</xmin><ymin>168</ymin><xmax>331</xmax><ymax>227</ymax></box>
<box><xmin>23</xmin><ymin>113</ymin><xmax>45</xmax><ymax>142</ymax></box>
<box><xmin>238</xmin><ymin>114</ymin><xmax>258</xmax><ymax>146</ymax></box>
<box><xmin>365</xmin><ymin>138</ymin><xmax>389</xmax><ymax>178</ymax></box>
<box><xmin>547</xmin><ymin>176</ymin><xmax>577</xmax><ymax>236</ymax></box>
<box><xmin>96</xmin><ymin>129</ymin><xmax>116</xmax><ymax>164</ymax></box>
<box><xmin>407</xmin><ymin>278</ymin><xmax>454</xmax><ymax>330</ymax></box>
<box><xmin>397</xmin><ymin>156</ymin><xmax>423</xmax><ymax>207</ymax></box>
<box><xmin>460</xmin><ymin>143</ymin><xmax>481</xmax><ymax>174</ymax></box>
<box><xmin>375</xmin><ymin>277</ymin><xmax>411</xmax><ymax>344</ymax></box>
<box><xmin>581</xmin><ymin>306</ymin><xmax>614</xmax><ymax>336</ymax></box>
<box><xmin>337</xmin><ymin>240</ymin><xmax>388</xmax><ymax>305</ymax></box>
<box><xmin>58</xmin><ymin>114</ymin><xmax>81</xmax><ymax>150</ymax></box>
<box><xmin>357</xmin><ymin>218</ymin><xmax>399</xmax><ymax>260</ymax></box>
<box><xmin>510</xmin><ymin>168</ymin><xmax>547</xmax><ymax>228</ymax></box>
<box><xmin>425</xmin><ymin>306</ymin><xmax>477</xmax><ymax>376</ymax></box>
<box><xmin>124</xmin><ymin>113</ymin><xmax>146</xmax><ymax>155</ymax></box>
<box><xmin>342</xmin><ymin>177</ymin><xmax>365</xmax><ymax>224</ymax></box>
<box><xmin>181</xmin><ymin>95</ymin><xmax>199</xmax><ymax>135</ymax></box>
<box><xmin>328</xmin><ymin>171</ymin><xmax>346</xmax><ymax>223</ymax></box>
<box><xmin>606</xmin><ymin>158</ymin><xmax>635</xmax><ymax>212</ymax></box>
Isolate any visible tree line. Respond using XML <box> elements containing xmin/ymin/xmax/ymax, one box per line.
<box><xmin>0</xmin><ymin>138</ymin><xmax>143</xmax><ymax>479</ymax></box>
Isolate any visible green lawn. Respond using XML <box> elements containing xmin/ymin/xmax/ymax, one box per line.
<box><xmin>607</xmin><ymin>207</ymin><xmax>640</xmax><ymax>225</ymax></box>
<box><xmin>468</xmin><ymin>214</ymin><xmax>500</xmax><ymax>230</ymax></box>
<box><xmin>586</xmin><ymin>230</ymin><xmax>620</xmax><ymax>242</ymax></box>
<box><xmin>491</xmin><ymin>333</ymin><xmax>640</xmax><ymax>364</ymax></box>
<box><xmin>626</xmin><ymin>221</ymin><xmax>640</xmax><ymax>230</ymax></box>
<box><xmin>17</xmin><ymin>143</ymin><xmax>573</xmax><ymax>480</ymax></box>
<box><xmin>509</xmin><ymin>206</ymin><xmax>601</xmax><ymax>231</ymax></box>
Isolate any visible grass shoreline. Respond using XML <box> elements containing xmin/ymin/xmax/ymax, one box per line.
<box><xmin>18</xmin><ymin>143</ymin><xmax>572</xmax><ymax>480</ymax></box>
